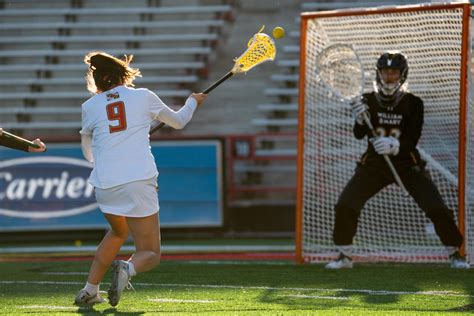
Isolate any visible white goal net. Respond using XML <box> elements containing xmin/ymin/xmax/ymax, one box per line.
<box><xmin>297</xmin><ymin>2</ymin><xmax>473</xmax><ymax>263</ymax></box>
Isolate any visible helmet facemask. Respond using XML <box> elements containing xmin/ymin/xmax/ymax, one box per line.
<box><xmin>374</xmin><ymin>51</ymin><xmax>408</xmax><ymax>107</ymax></box>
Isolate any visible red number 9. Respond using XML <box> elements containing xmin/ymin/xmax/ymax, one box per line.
<box><xmin>106</xmin><ymin>101</ymin><xmax>127</xmax><ymax>133</ymax></box>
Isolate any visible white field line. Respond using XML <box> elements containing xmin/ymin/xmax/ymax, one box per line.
<box><xmin>43</xmin><ymin>272</ymin><xmax>88</xmax><ymax>275</ymax></box>
<box><xmin>183</xmin><ymin>260</ymin><xmax>293</xmax><ymax>265</ymax></box>
<box><xmin>284</xmin><ymin>294</ymin><xmax>350</xmax><ymax>300</ymax></box>
<box><xmin>152</xmin><ymin>283</ymin><xmax>474</xmax><ymax>298</ymax></box>
<box><xmin>149</xmin><ymin>298</ymin><xmax>217</xmax><ymax>303</ymax></box>
<box><xmin>19</xmin><ymin>305</ymin><xmax>76</xmax><ymax>310</ymax></box>
<box><xmin>1</xmin><ymin>280</ymin><xmax>472</xmax><ymax>298</ymax></box>
<box><xmin>0</xmin><ymin>244</ymin><xmax>294</xmax><ymax>254</ymax></box>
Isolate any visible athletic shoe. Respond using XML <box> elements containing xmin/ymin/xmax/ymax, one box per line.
<box><xmin>449</xmin><ymin>251</ymin><xmax>470</xmax><ymax>269</ymax></box>
<box><xmin>325</xmin><ymin>253</ymin><xmax>353</xmax><ymax>269</ymax></box>
<box><xmin>74</xmin><ymin>289</ymin><xmax>106</xmax><ymax>306</ymax></box>
<box><xmin>108</xmin><ymin>260</ymin><xmax>132</xmax><ymax>307</ymax></box>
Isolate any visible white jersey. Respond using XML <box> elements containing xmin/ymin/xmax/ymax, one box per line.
<box><xmin>80</xmin><ymin>85</ymin><xmax>197</xmax><ymax>189</ymax></box>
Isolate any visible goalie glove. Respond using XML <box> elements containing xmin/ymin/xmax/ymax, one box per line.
<box><xmin>370</xmin><ymin>136</ymin><xmax>400</xmax><ymax>156</ymax></box>
<box><xmin>349</xmin><ymin>96</ymin><xmax>369</xmax><ymax>125</ymax></box>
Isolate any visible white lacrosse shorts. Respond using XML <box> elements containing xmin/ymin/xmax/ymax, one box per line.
<box><xmin>95</xmin><ymin>176</ymin><xmax>159</xmax><ymax>217</ymax></box>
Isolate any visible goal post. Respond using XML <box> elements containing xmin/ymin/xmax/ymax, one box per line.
<box><xmin>296</xmin><ymin>1</ymin><xmax>473</xmax><ymax>264</ymax></box>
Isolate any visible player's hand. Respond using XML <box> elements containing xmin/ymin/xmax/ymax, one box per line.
<box><xmin>370</xmin><ymin>136</ymin><xmax>399</xmax><ymax>156</ymax></box>
<box><xmin>350</xmin><ymin>97</ymin><xmax>369</xmax><ymax>125</ymax></box>
<box><xmin>28</xmin><ymin>138</ymin><xmax>47</xmax><ymax>152</ymax></box>
<box><xmin>190</xmin><ymin>93</ymin><xmax>207</xmax><ymax>107</ymax></box>
<box><xmin>0</xmin><ymin>128</ymin><xmax>3</xmax><ymax>136</ymax></box>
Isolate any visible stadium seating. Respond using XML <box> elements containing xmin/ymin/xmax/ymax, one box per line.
<box><xmin>301</xmin><ymin>0</ymin><xmax>426</xmax><ymax>10</ymax></box>
<box><xmin>0</xmin><ymin>1</ymin><xmax>233</xmax><ymax>135</ymax></box>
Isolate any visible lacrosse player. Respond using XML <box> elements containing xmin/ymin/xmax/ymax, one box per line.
<box><xmin>0</xmin><ymin>128</ymin><xmax>46</xmax><ymax>152</ymax></box>
<box><xmin>74</xmin><ymin>51</ymin><xmax>206</xmax><ymax>306</ymax></box>
<box><xmin>325</xmin><ymin>51</ymin><xmax>469</xmax><ymax>270</ymax></box>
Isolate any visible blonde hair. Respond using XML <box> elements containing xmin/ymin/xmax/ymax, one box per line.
<box><xmin>84</xmin><ymin>51</ymin><xmax>142</xmax><ymax>93</ymax></box>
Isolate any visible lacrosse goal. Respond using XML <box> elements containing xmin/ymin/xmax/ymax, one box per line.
<box><xmin>296</xmin><ymin>2</ymin><xmax>473</xmax><ymax>263</ymax></box>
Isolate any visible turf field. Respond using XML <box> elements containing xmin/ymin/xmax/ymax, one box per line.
<box><xmin>0</xmin><ymin>258</ymin><xmax>473</xmax><ymax>315</ymax></box>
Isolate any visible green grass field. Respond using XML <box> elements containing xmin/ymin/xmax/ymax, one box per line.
<box><xmin>0</xmin><ymin>259</ymin><xmax>473</xmax><ymax>315</ymax></box>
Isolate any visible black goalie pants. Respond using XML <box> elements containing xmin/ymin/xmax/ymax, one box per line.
<box><xmin>333</xmin><ymin>163</ymin><xmax>463</xmax><ymax>248</ymax></box>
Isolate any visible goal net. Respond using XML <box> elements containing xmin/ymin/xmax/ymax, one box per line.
<box><xmin>296</xmin><ymin>2</ymin><xmax>473</xmax><ymax>263</ymax></box>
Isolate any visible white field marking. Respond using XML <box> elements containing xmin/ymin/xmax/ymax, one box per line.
<box><xmin>2</xmin><ymin>280</ymin><xmax>472</xmax><ymax>298</ymax></box>
<box><xmin>19</xmin><ymin>305</ymin><xmax>76</xmax><ymax>310</ymax></box>
<box><xmin>43</xmin><ymin>272</ymin><xmax>88</xmax><ymax>275</ymax></box>
<box><xmin>0</xmin><ymin>244</ymin><xmax>294</xmax><ymax>254</ymax></box>
<box><xmin>40</xmin><ymin>260</ymin><xmax>293</xmax><ymax>276</ymax></box>
<box><xmin>1</xmin><ymin>280</ymin><xmax>83</xmax><ymax>285</ymax></box>
<box><xmin>141</xmin><ymin>283</ymin><xmax>474</xmax><ymax>298</ymax></box>
<box><xmin>149</xmin><ymin>298</ymin><xmax>217</xmax><ymax>303</ymax></box>
<box><xmin>173</xmin><ymin>260</ymin><xmax>293</xmax><ymax>266</ymax></box>
<box><xmin>284</xmin><ymin>294</ymin><xmax>350</xmax><ymax>300</ymax></box>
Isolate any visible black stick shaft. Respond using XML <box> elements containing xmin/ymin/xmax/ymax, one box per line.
<box><xmin>150</xmin><ymin>71</ymin><xmax>234</xmax><ymax>135</ymax></box>
<box><xmin>1</xmin><ymin>130</ymin><xmax>40</xmax><ymax>149</ymax></box>
<box><xmin>202</xmin><ymin>71</ymin><xmax>234</xmax><ymax>94</ymax></box>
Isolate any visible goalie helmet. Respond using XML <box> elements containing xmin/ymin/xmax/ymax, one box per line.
<box><xmin>374</xmin><ymin>51</ymin><xmax>408</xmax><ymax>107</ymax></box>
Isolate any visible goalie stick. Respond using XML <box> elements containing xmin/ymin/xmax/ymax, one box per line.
<box><xmin>316</xmin><ymin>44</ymin><xmax>409</xmax><ymax>196</ymax></box>
<box><xmin>149</xmin><ymin>26</ymin><xmax>276</xmax><ymax>135</ymax></box>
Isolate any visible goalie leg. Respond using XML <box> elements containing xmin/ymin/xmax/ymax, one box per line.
<box><xmin>327</xmin><ymin>165</ymin><xmax>391</xmax><ymax>269</ymax></box>
<box><xmin>403</xmin><ymin>167</ymin><xmax>468</xmax><ymax>268</ymax></box>
<box><xmin>333</xmin><ymin>164</ymin><xmax>390</xmax><ymax>245</ymax></box>
<box><xmin>404</xmin><ymin>168</ymin><xmax>463</xmax><ymax>246</ymax></box>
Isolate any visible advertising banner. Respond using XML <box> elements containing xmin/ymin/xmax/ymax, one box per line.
<box><xmin>0</xmin><ymin>140</ymin><xmax>223</xmax><ymax>231</ymax></box>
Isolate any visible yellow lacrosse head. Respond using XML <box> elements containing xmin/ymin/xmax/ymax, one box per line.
<box><xmin>231</xmin><ymin>26</ymin><xmax>276</xmax><ymax>74</ymax></box>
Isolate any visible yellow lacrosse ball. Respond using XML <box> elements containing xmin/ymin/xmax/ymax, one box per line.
<box><xmin>273</xmin><ymin>26</ymin><xmax>285</xmax><ymax>39</ymax></box>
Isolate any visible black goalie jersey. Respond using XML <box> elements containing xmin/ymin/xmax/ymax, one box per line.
<box><xmin>354</xmin><ymin>91</ymin><xmax>424</xmax><ymax>170</ymax></box>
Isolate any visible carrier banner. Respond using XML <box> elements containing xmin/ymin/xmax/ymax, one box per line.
<box><xmin>0</xmin><ymin>140</ymin><xmax>223</xmax><ymax>231</ymax></box>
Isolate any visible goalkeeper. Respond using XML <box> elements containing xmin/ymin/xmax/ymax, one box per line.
<box><xmin>326</xmin><ymin>51</ymin><xmax>469</xmax><ymax>269</ymax></box>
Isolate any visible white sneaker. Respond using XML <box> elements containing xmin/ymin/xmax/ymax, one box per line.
<box><xmin>74</xmin><ymin>289</ymin><xmax>106</xmax><ymax>306</ymax></box>
<box><xmin>449</xmin><ymin>251</ymin><xmax>470</xmax><ymax>269</ymax></box>
<box><xmin>108</xmin><ymin>260</ymin><xmax>132</xmax><ymax>307</ymax></box>
<box><xmin>325</xmin><ymin>253</ymin><xmax>353</xmax><ymax>269</ymax></box>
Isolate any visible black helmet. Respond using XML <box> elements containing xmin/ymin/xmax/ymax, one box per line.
<box><xmin>374</xmin><ymin>51</ymin><xmax>408</xmax><ymax>107</ymax></box>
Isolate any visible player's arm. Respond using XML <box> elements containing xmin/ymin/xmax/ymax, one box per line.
<box><xmin>350</xmin><ymin>96</ymin><xmax>370</xmax><ymax>139</ymax></box>
<box><xmin>81</xmin><ymin>133</ymin><xmax>94</xmax><ymax>163</ymax></box>
<box><xmin>149</xmin><ymin>91</ymin><xmax>206</xmax><ymax>130</ymax></box>
<box><xmin>80</xmin><ymin>105</ymin><xmax>94</xmax><ymax>163</ymax></box>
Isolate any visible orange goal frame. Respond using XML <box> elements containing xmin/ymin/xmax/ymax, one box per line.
<box><xmin>296</xmin><ymin>1</ymin><xmax>472</xmax><ymax>264</ymax></box>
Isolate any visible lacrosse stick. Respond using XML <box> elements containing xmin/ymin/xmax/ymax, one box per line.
<box><xmin>150</xmin><ymin>25</ymin><xmax>276</xmax><ymax>134</ymax></box>
<box><xmin>316</xmin><ymin>44</ymin><xmax>409</xmax><ymax>195</ymax></box>
<box><xmin>0</xmin><ymin>130</ymin><xmax>40</xmax><ymax>149</ymax></box>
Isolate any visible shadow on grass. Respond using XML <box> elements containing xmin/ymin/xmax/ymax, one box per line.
<box><xmin>255</xmin><ymin>263</ymin><xmax>474</xmax><ymax>313</ymax></box>
<box><xmin>76</xmin><ymin>306</ymin><xmax>145</xmax><ymax>315</ymax></box>
<box><xmin>447</xmin><ymin>303</ymin><xmax>474</xmax><ymax>312</ymax></box>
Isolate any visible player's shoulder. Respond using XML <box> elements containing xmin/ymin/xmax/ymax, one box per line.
<box><xmin>81</xmin><ymin>93</ymin><xmax>100</xmax><ymax>110</ymax></box>
<box><xmin>402</xmin><ymin>92</ymin><xmax>423</xmax><ymax>107</ymax></box>
<box><xmin>403</xmin><ymin>92</ymin><xmax>422</xmax><ymax>102</ymax></box>
<box><xmin>124</xmin><ymin>86</ymin><xmax>156</xmax><ymax>98</ymax></box>
<box><xmin>362</xmin><ymin>91</ymin><xmax>377</xmax><ymax>103</ymax></box>
<box><xmin>126</xmin><ymin>86</ymin><xmax>151</xmax><ymax>93</ymax></box>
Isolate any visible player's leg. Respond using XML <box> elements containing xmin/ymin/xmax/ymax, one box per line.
<box><xmin>127</xmin><ymin>213</ymin><xmax>161</xmax><ymax>272</ymax></box>
<box><xmin>404</xmin><ymin>167</ymin><xmax>468</xmax><ymax>268</ymax></box>
<box><xmin>327</xmin><ymin>164</ymin><xmax>389</xmax><ymax>269</ymax></box>
<box><xmin>75</xmin><ymin>214</ymin><xmax>129</xmax><ymax>305</ymax></box>
<box><xmin>107</xmin><ymin>176</ymin><xmax>160</xmax><ymax>306</ymax></box>
<box><xmin>89</xmin><ymin>214</ymin><xmax>130</xmax><ymax>283</ymax></box>
<box><xmin>108</xmin><ymin>213</ymin><xmax>161</xmax><ymax>306</ymax></box>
